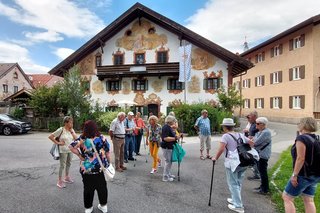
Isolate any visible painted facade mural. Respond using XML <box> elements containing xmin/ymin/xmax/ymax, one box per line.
<box><xmin>191</xmin><ymin>48</ymin><xmax>216</xmax><ymax>70</ymax></box>
<box><xmin>134</xmin><ymin>93</ymin><xmax>146</xmax><ymax>105</ymax></box>
<box><xmin>151</xmin><ymin>79</ymin><xmax>164</xmax><ymax>92</ymax></box>
<box><xmin>78</xmin><ymin>52</ymin><xmax>95</xmax><ymax>75</ymax></box>
<box><xmin>188</xmin><ymin>75</ymin><xmax>201</xmax><ymax>93</ymax></box>
<box><xmin>116</xmin><ymin>19</ymin><xmax>168</xmax><ymax>51</ymax></box>
<box><xmin>92</xmin><ymin>80</ymin><xmax>104</xmax><ymax>94</ymax></box>
<box><xmin>122</xmin><ymin>81</ymin><xmax>131</xmax><ymax>94</ymax></box>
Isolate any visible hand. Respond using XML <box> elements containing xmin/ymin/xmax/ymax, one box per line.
<box><xmin>248</xmin><ymin>140</ymin><xmax>254</xmax><ymax>147</ymax></box>
<box><xmin>146</xmin><ymin>140</ymin><xmax>149</xmax><ymax>146</ymax></box>
<box><xmin>59</xmin><ymin>140</ymin><xmax>65</xmax><ymax>145</ymax></box>
<box><xmin>78</xmin><ymin>154</ymin><xmax>84</xmax><ymax>161</ymax></box>
<box><xmin>211</xmin><ymin>157</ymin><xmax>217</xmax><ymax>161</ymax></box>
<box><xmin>290</xmin><ymin>176</ymin><xmax>298</xmax><ymax>187</ymax></box>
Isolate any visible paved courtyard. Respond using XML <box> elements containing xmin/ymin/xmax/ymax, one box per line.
<box><xmin>0</xmin><ymin>120</ymin><xmax>298</xmax><ymax>213</ymax></box>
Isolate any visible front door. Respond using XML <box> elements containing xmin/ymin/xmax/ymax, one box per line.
<box><xmin>147</xmin><ymin>104</ymin><xmax>158</xmax><ymax>117</ymax></box>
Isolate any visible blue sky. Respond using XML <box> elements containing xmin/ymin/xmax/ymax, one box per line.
<box><xmin>0</xmin><ymin>0</ymin><xmax>319</xmax><ymax>74</ymax></box>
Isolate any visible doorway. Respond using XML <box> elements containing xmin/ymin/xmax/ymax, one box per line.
<box><xmin>148</xmin><ymin>104</ymin><xmax>159</xmax><ymax>117</ymax></box>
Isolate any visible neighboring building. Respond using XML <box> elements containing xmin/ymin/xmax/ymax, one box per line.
<box><xmin>49</xmin><ymin>3</ymin><xmax>252</xmax><ymax>116</ymax></box>
<box><xmin>0</xmin><ymin>63</ymin><xmax>33</xmax><ymax>101</ymax></box>
<box><xmin>28</xmin><ymin>74</ymin><xmax>63</xmax><ymax>88</ymax></box>
<box><xmin>234</xmin><ymin>14</ymin><xmax>320</xmax><ymax>123</ymax></box>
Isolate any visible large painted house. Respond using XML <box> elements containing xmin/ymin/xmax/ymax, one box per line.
<box><xmin>50</xmin><ymin>3</ymin><xmax>252</xmax><ymax>116</ymax></box>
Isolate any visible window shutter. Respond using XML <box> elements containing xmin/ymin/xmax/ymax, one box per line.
<box><xmin>143</xmin><ymin>106</ymin><xmax>148</xmax><ymax>116</ymax></box>
<box><xmin>255</xmin><ymin>55</ymin><xmax>258</xmax><ymax>63</ymax></box>
<box><xmin>289</xmin><ymin>39</ymin><xmax>293</xmax><ymax>51</ymax></box>
<box><xmin>289</xmin><ymin>68</ymin><xmax>293</xmax><ymax>81</ymax></box>
<box><xmin>300</xmin><ymin>65</ymin><xmax>305</xmax><ymax>79</ymax></box>
<box><xmin>289</xmin><ymin>96</ymin><xmax>293</xmax><ymax>109</ymax></box>
<box><xmin>181</xmin><ymin>82</ymin><xmax>185</xmax><ymax>90</ymax></box>
<box><xmin>270</xmin><ymin>97</ymin><xmax>273</xmax><ymax>109</ymax></box>
<box><xmin>300</xmin><ymin>95</ymin><xmax>305</xmax><ymax>109</ymax></box>
<box><xmin>248</xmin><ymin>79</ymin><xmax>251</xmax><ymax>88</ymax></box>
<box><xmin>262</xmin><ymin>98</ymin><xmax>264</xmax><ymax>108</ymax></box>
<box><xmin>262</xmin><ymin>75</ymin><xmax>265</xmax><ymax>86</ymax></box>
<box><xmin>119</xmin><ymin>80</ymin><xmax>122</xmax><ymax>90</ymax></box>
<box><xmin>271</xmin><ymin>48</ymin><xmax>274</xmax><ymax>58</ymax></box>
<box><xmin>106</xmin><ymin>81</ymin><xmax>109</xmax><ymax>91</ymax></box>
<box><xmin>167</xmin><ymin>79</ymin><xmax>170</xmax><ymax>90</ymax></box>
<box><xmin>203</xmin><ymin>79</ymin><xmax>208</xmax><ymax>90</ymax></box>
<box><xmin>262</xmin><ymin>52</ymin><xmax>265</xmax><ymax>61</ymax></box>
<box><xmin>279</xmin><ymin>71</ymin><xmax>283</xmax><ymax>83</ymax></box>
<box><xmin>219</xmin><ymin>78</ymin><xmax>223</xmax><ymax>88</ymax></box>
<box><xmin>270</xmin><ymin>73</ymin><xmax>273</xmax><ymax>84</ymax></box>
<box><xmin>254</xmin><ymin>99</ymin><xmax>257</xmax><ymax>108</ymax></box>
<box><xmin>255</xmin><ymin>77</ymin><xmax>257</xmax><ymax>87</ymax></box>
<box><xmin>300</xmin><ymin>34</ymin><xmax>305</xmax><ymax>47</ymax></box>
<box><xmin>279</xmin><ymin>97</ymin><xmax>282</xmax><ymax>109</ymax></box>
<box><xmin>145</xmin><ymin>80</ymin><xmax>148</xmax><ymax>90</ymax></box>
<box><xmin>248</xmin><ymin>99</ymin><xmax>250</xmax><ymax>108</ymax></box>
<box><xmin>132</xmin><ymin>80</ymin><xmax>135</xmax><ymax>90</ymax></box>
<box><xmin>279</xmin><ymin>44</ymin><xmax>283</xmax><ymax>54</ymax></box>
<box><xmin>242</xmin><ymin>80</ymin><xmax>245</xmax><ymax>87</ymax></box>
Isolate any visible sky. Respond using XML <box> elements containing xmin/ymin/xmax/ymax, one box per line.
<box><xmin>0</xmin><ymin>0</ymin><xmax>319</xmax><ymax>74</ymax></box>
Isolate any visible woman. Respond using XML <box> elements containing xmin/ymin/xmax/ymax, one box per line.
<box><xmin>161</xmin><ymin>115</ymin><xmax>180</xmax><ymax>182</ymax></box>
<box><xmin>48</xmin><ymin>116</ymin><xmax>77</xmax><ymax>188</ymax></box>
<box><xmin>134</xmin><ymin>112</ymin><xmax>146</xmax><ymax>156</ymax></box>
<box><xmin>252</xmin><ymin>117</ymin><xmax>272</xmax><ymax>195</ymax></box>
<box><xmin>211</xmin><ymin>118</ymin><xmax>251</xmax><ymax>213</ymax></box>
<box><xmin>69</xmin><ymin>120</ymin><xmax>110</xmax><ymax>213</ymax></box>
<box><xmin>282</xmin><ymin>117</ymin><xmax>320</xmax><ymax>213</ymax></box>
<box><xmin>146</xmin><ymin>115</ymin><xmax>162</xmax><ymax>174</ymax></box>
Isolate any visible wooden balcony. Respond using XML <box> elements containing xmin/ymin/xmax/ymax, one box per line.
<box><xmin>96</xmin><ymin>62</ymin><xmax>179</xmax><ymax>80</ymax></box>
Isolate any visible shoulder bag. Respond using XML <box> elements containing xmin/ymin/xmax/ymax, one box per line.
<box><xmin>49</xmin><ymin>128</ymin><xmax>63</xmax><ymax>160</ymax></box>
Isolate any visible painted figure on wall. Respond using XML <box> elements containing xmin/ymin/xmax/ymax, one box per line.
<box><xmin>191</xmin><ymin>48</ymin><xmax>217</xmax><ymax>70</ymax></box>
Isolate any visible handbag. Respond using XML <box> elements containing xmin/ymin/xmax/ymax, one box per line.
<box><xmin>172</xmin><ymin>143</ymin><xmax>186</xmax><ymax>162</ymax></box>
<box><xmin>49</xmin><ymin>128</ymin><xmax>63</xmax><ymax>160</ymax></box>
<box><xmin>88</xmin><ymin>138</ymin><xmax>115</xmax><ymax>181</ymax></box>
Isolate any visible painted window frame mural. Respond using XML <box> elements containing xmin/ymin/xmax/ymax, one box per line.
<box><xmin>134</xmin><ymin>52</ymin><xmax>146</xmax><ymax>64</ymax></box>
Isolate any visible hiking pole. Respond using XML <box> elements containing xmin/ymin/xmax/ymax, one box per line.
<box><xmin>133</xmin><ymin>136</ymin><xmax>136</xmax><ymax>167</ymax></box>
<box><xmin>142</xmin><ymin>131</ymin><xmax>148</xmax><ymax>163</ymax></box>
<box><xmin>208</xmin><ymin>160</ymin><xmax>216</xmax><ymax>206</ymax></box>
<box><xmin>177</xmin><ymin>138</ymin><xmax>182</xmax><ymax>182</ymax></box>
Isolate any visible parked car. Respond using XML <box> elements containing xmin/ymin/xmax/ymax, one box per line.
<box><xmin>0</xmin><ymin>114</ymin><xmax>32</xmax><ymax>135</ymax></box>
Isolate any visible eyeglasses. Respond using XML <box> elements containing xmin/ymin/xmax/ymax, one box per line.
<box><xmin>256</xmin><ymin>123</ymin><xmax>264</xmax><ymax>125</ymax></box>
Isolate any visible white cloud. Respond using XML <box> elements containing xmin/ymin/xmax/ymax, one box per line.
<box><xmin>0</xmin><ymin>41</ymin><xmax>50</xmax><ymax>74</ymax></box>
<box><xmin>24</xmin><ymin>31</ymin><xmax>63</xmax><ymax>43</ymax></box>
<box><xmin>186</xmin><ymin>0</ymin><xmax>320</xmax><ymax>53</ymax></box>
<box><xmin>53</xmin><ymin>48</ymin><xmax>75</xmax><ymax>60</ymax></box>
<box><xmin>0</xmin><ymin>0</ymin><xmax>106</xmax><ymax>40</ymax></box>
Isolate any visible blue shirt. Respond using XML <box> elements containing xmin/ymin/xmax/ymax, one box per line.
<box><xmin>195</xmin><ymin>116</ymin><xmax>211</xmax><ymax>136</ymax></box>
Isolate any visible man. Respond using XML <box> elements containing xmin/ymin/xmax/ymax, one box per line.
<box><xmin>124</xmin><ymin>111</ymin><xmax>136</xmax><ymax>162</ymax></box>
<box><xmin>244</xmin><ymin>111</ymin><xmax>260</xmax><ymax>180</ymax></box>
<box><xmin>194</xmin><ymin>109</ymin><xmax>211</xmax><ymax>160</ymax></box>
<box><xmin>109</xmin><ymin>112</ymin><xmax>127</xmax><ymax>172</ymax></box>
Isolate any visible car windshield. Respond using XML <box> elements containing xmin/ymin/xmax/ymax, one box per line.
<box><xmin>0</xmin><ymin>114</ymin><xmax>13</xmax><ymax>121</ymax></box>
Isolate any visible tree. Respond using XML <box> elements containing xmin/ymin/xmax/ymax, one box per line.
<box><xmin>217</xmin><ymin>85</ymin><xmax>243</xmax><ymax>113</ymax></box>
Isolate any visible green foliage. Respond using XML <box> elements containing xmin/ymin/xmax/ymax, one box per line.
<box><xmin>48</xmin><ymin>120</ymin><xmax>62</xmax><ymax>132</ymax></box>
<box><xmin>97</xmin><ymin>111</ymin><xmax>120</xmax><ymax>133</ymax></box>
<box><xmin>12</xmin><ymin>108</ymin><xmax>24</xmax><ymax>119</ymax></box>
<box><xmin>217</xmin><ymin>85</ymin><xmax>243</xmax><ymax>112</ymax></box>
<box><xmin>269</xmin><ymin>147</ymin><xmax>320</xmax><ymax>212</ymax></box>
<box><xmin>172</xmin><ymin>103</ymin><xmax>232</xmax><ymax>136</ymax></box>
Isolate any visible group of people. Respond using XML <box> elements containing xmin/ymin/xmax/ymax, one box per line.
<box><xmin>48</xmin><ymin>110</ymin><xmax>320</xmax><ymax>213</ymax></box>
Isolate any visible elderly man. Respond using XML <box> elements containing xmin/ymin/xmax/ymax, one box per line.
<box><xmin>124</xmin><ymin>111</ymin><xmax>136</xmax><ymax>162</ymax></box>
<box><xmin>194</xmin><ymin>109</ymin><xmax>211</xmax><ymax>160</ymax></box>
<box><xmin>109</xmin><ymin>112</ymin><xmax>127</xmax><ymax>172</ymax></box>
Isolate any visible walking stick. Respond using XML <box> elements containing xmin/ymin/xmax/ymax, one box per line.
<box><xmin>133</xmin><ymin>136</ymin><xmax>136</xmax><ymax>167</ymax></box>
<box><xmin>208</xmin><ymin>160</ymin><xmax>216</xmax><ymax>206</ymax></box>
<box><xmin>177</xmin><ymin>137</ymin><xmax>182</xmax><ymax>182</ymax></box>
<box><xmin>142</xmin><ymin>130</ymin><xmax>148</xmax><ymax>163</ymax></box>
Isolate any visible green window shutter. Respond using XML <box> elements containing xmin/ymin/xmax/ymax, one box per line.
<box><xmin>132</xmin><ymin>80</ymin><xmax>135</xmax><ymax>90</ymax></box>
<box><xmin>166</xmin><ymin>106</ymin><xmax>172</xmax><ymax>115</ymax></box>
<box><xmin>219</xmin><ymin>78</ymin><xmax>223</xmax><ymax>88</ymax></box>
<box><xmin>143</xmin><ymin>106</ymin><xmax>148</xmax><ymax>116</ymax></box>
<box><xmin>181</xmin><ymin>82</ymin><xmax>185</xmax><ymax>90</ymax></box>
<box><xmin>145</xmin><ymin>80</ymin><xmax>148</xmax><ymax>90</ymax></box>
<box><xmin>167</xmin><ymin>79</ymin><xmax>170</xmax><ymax>90</ymax></box>
<box><xmin>106</xmin><ymin>81</ymin><xmax>109</xmax><ymax>91</ymax></box>
<box><xmin>119</xmin><ymin>80</ymin><xmax>122</xmax><ymax>90</ymax></box>
<box><xmin>203</xmin><ymin>79</ymin><xmax>208</xmax><ymax>90</ymax></box>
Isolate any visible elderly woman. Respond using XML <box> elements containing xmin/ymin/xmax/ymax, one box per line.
<box><xmin>146</xmin><ymin>115</ymin><xmax>162</xmax><ymax>174</ymax></box>
<box><xmin>161</xmin><ymin>115</ymin><xmax>181</xmax><ymax>182</ymax></box>
<box><xmin>252</xmin><ymin>117</ymin><xmax>272</xmax><ymax>195</ymax></box>
<box><xmin>212</xmin><ymin>118</ymin><xmax>250</xmax><ymax>213</ymax></box>
<box><xmin>69</xmin><ymin>120</ymin><xmax>110</xmax><ymax>213</ymax></box>
<box><xmin>48</xmin><ymin>116</ymin><xmax>77</xmax><ymax>188</ymax></box>
<box><xmin>282</xmin><ymin>117</ymin><xmax>320</xmax><ymax>213</ymax></box>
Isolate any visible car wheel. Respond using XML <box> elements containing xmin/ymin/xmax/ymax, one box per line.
<box><xmin>3</xmin><ymin>126</ymin><xmax>12</xmax><ymax>136</ymax></box>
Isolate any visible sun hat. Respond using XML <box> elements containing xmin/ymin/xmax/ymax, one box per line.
<box><xmin>127</xmin><ymin>111</ymin><xmax>134</xmax><ymax>116</ymax></box>
<box><xmin>221</xmin><ymin>118</ymin><xmax>236</xmax><ymax>126</ymax></box>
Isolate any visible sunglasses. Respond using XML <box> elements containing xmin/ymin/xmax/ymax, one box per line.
<box><xmin>256</xmin><ymin>123</ymin><xmax>264</xmax><ymax>125</ymax></box>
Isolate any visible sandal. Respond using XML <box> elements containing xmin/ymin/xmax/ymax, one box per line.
<box><xmin>206</xmin><ymin>155</ymin><xmax>211</xmax><ymax>159</ymax></box>
<box><xmin>200</xmin><ymin>156</ymin><xmax>205</xmax><ymax>160</ymax></box>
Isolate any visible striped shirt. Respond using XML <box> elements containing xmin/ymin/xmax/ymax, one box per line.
<box><xmin>195</xmin><ymin>116</ymin><xmax>211</xmax><ymax>136</ymax></box>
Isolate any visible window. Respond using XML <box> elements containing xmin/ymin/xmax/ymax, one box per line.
<box><xmin>293</xmin><ymin>67</ymin><xmax>300</xmax><ymax>80</ymax></box>
<box><xmin>243</xmin><ymin>79</ymin><xmax>250</xmax><ymax>88</ymax></box>
<box><xmin>132</xmin><ymin>79</ymin><xmax>148</xmax><ymax>91</ymax></box>
<box><xmin>294</xmin><ymin>37</ymin><xmax>301</xmax><ymax>49</ymax></box>
<box><xmin>255</xmin><ymin>98</ymin><xmax>264</xmax><ymax>109</ymax></box>
<box><xmin>255</xmin><ymin>75</ymin><xmax>264</xmax><ymax>87</ymax></box>
<box><xmin>105</xmin><ymin>106</ymin><xmax>120</xmax><ymax>112</ymax></box>
<box><xmin>272</xmin><ymin>97</ymin><xmax>280</xmax><ymax>109</ymax></box>
<box><xmin>13</xmin><ymin>72</ymin><xmax>18</xmax><ymax>79</ymax></box>
<box><xmin>271</xmin><ymin>71</ymin><xmax>282</xmax><ymax>84</ymax></box>
<box><xmin>255</xmin><ymin>52</ymin><xmax>265</xmax><ymax>63</ymax></box>
<box><xmin>271</xmin><ymin>45</ymin><xmax>282</xmax><ymax>57</ymax></box>
<box><xmin>234</xmin><ymin>81</ymin><xmax>240</xmax><ymax>90</ymax></box>
<box><xmin>3</xmin><ymin>84</ymin><xmax>8</xmax><ymax>93</ymax></box>
<box><xmin>289</xmin><ymin>34</ymin><xmax>305</xmax><ymax>51</ymax></box>
<box><xmin>289</xmin><ymin>66</ymin><xmax>305</xmax><ymax>81</ymax></box>
<box><xmin>114</xmin><ymin>54</ymin><xmax>124</xmax><ymax>65</ymax></box>
<box><xmin>167</xmin><ymin>79</ymin><xmax>185</xmax><ymax>90</ymax></box>
<box><xmin>135</xmin><ymin>53</ymin><xmax>145</xmax><ymax>64</ymax></box>
<box><xmin>13</xmin><ymin>86</ymin><xmax>18</xmax><ymax>93</ymax></box>
<box><xmin>203</xmin><ymin>78</ymin><xmax>222</xmax><ymax>90</ymax></box>
<box><xmin>106</xmin><ymin>80</ymin><xmax>121</xmax><ymax>91</ymax></box>
<box><xmin>244</xmin><ymin>99</ymin><xmax>250</xmax><ymax>109</ymax></box>
<box><xmin>289</xmin><ymin>95</ymin><xmax>305</xmax><ymax>109</ymax></box>
<box><xmin>157</xmin><ymin>51</ymin><xmax>168</xmax><ymax>63</ymax></box>
<box><xmin>95</xmin><ymin>55</ymin><xmax>102</xmax><ymax>67</ymax></box>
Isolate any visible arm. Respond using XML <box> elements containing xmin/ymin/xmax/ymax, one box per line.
<box><xmin>68</xmin><ymin>139</ymin><xmax>84</xmax><ymax>161</ymax></box>
<box><xmin>291</xmin><ymin>141</ymin><xmax>306</xmax><ymax>187</ymax></box>
<box><xmin>254</xmin><ymin>130</ymin><xmax>271</xmax><ymax>147</ymax></box>
<box><xmin>48</xmin><ymin>128</ymin><xmax>65</xmax><ymax>145</ymax></box>
<box><xmin>212</xmin><ymin>142</ymin><xmax>226</xmax><ymax>161</ymax></box>
<box><xmin>70</xmin><ymin>128</ymin><xmax>77</xmax><ymax>140</ymax></box>
<box><xmin>194</xmin><ymin>118</ymin><xmax>200</xmax><ymax>132</ymax></box>
<box><xmin>146</xmin><ymin>128</ymin><xmax>149</xmax><ymax>146</ymax></box>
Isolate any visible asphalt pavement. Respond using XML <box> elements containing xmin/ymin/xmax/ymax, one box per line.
<box><xmin>0</xmin><ymin>120</ymin><xmax>298</xmax><ymax>213</ymax></box>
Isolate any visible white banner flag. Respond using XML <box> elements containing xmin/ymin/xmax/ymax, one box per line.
<box><xmin>179</xmin><ymin>44</ymin><xmax>192</xmax><ymax>82</ymax></box>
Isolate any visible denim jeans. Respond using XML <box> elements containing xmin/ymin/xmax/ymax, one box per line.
<box><xmin>225</xmin><ymin>166</ymin><xmax>247</xmax><ymax>208</ymax></box>
<box><xmin>284</xmin><ymin>175</ymin><xmax>320</xmax><ymax>197</ymax></box>
<box><xmin>124</xmin><ymin>135</ymin><xmax>135</xmax><ymax>160</ymax></box>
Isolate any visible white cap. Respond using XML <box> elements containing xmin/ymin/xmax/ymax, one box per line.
<box><xmin>128</xmin><ymin>111</ymin><xmax>134</xmax><ymax>116</ymax></box>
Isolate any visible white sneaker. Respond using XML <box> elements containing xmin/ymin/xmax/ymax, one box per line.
<box><xmin>85</xmin><ymin>207</ymin><xmax>93</xmax><ymax>213</ymax></box>
<box><xmin>150</xmin><ymin>168</ymin><xmax>157</xmax><ymax>174</ymax></box>
<box><xmin>169</xmin><ymin>174</ymin><xmax>175</xmax><ymax>179</ymax></box>
<box><xmin>227</xmin><ymin>198</ymin><xmax>233</xmax><ymax>204</ymax></box>
<box><xmin>228</xmin><ymin>204</ymin><xmax>244</xmax><ymax>213</ymax></box>
<box><xmin>98</xmin><ymin>204</ymin><xmax>108</xmax><ymax>213</ymax></box>
<box><xmin>158</xmin><ymin>160</ymin><xmax>162</xmax><ymax>168</ymax></box>
<box><xmin>162</xmin><ymin>176</ymin><xmax>174</xmax><ymax>182</ymax></box>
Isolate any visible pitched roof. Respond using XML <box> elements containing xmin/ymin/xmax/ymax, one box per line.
<box><xmin>49</xmin><ymin>3</ymin><xmax>252</xmax><ymax>77</ymax></box>
<box><xmin>241</xmin><ymin>14</ymin><xmax>320</xmax><ymax>56</ymax></box>
<box><xmin>3</xmin><ymin>88</ymin><xmax>33</xmax><ymax>102</ymax></box>
<box><xmin>0</xmin><ymin>63</ymin><xmax>16</xmax><ymax>79</ymax></box>
<box><xmin>28</xmin><ymin>74</ymin><xmax>63</xmax><ymax>88</ymax></box>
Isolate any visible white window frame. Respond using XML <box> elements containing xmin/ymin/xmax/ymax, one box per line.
<box><xmin>273</xmin><ymin>97</ymin><xmax>280</xmax><ymax>109</ymax></box>
<box><xmin>257</xmin><ymin>98</ymin><xmax>263</xmax><ymax>109</ymax></box>
<box><xmin>244</xmin><ymin>99</ymin><xmax>249</xmax><ymax>109</ymax></box>
<box><xmin>257</xmin><ymin>76</ymin><xmax>263</xmax><ymax>86</ymax></box>
<box><xmin>293</xmin><ymin>67</ymin><xmax>300</xmax><ymax>80</ymax></box>
<box><xmin>257</xmin><ymin>53</ymin><xmax>263</xmax><ymax>62</ymax></box>
<box><xmin>273</xmin><ymin>72</ymin><xmax>279</xmax><ymax>84</ymax></box>
<box><xmin>274</xmin><ymin>45</ymin><xmax>280</xmax><ymax>57</ymax></box>
<box><xmin>13</xmin><ymin>86</ymin><xmax>18</xmax><ymax>93</ymax></box>
<box><xmin>243</xmin><ymin>79</ymin><xmax>249</xmax><ymax>88</ymax></box>
<box><xmin>294</xmin><ymin>36</ymin><xmax>301</xmax><ymax>49</ymax></box>
<box><xmin>293</xmin><ymin>96</ymin><xmax>301</xmax><ymax>109</ymax></box>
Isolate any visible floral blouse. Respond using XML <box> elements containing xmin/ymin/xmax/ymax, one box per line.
<box><xmin>70</xmin><ymin>135</ymin><xmax>110</xmax><ymax>175</ymax></box>
<box><xmin>148</xmin><ymin>124</ymin><xmax>162</xmax><ymax>146</ymax></box>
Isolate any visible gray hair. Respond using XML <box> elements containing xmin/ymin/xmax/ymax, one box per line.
<box><xmin>63</xmin><ymin>116</ymin><xmax>73</xmax><ymax>124</ymax></box>
<box><xmin>168</xmin><ymin>111</ymin><xmax>175</xmax><ymax>117</ymax></box>
<box><xmin>165</xmin><ymin>115</ymin><xmax>177</xmax><ymax>124</ymax></box>
<box><xmin>148</xmin><ymin>115</ymin><xmax>159</xmax><ymax>123</ymax></box>
<box><xmin>298</xmin><ymin>117</ymin><xmax>318</xmax><ymax>132</ymax></box>
<box><xmin>256</xmin><ymin>117</ymin><xmax>268</xmax><ymax>125</ymax></box>
<box><xmin>201</xmin><ymin>109</ymin><xmax>208</xmax><ymax>114</ymax></box>
<box><xmin>249</xmin><ymin>111</ymin><xmax>258</xmax><ymax>118</ymax></box>
<box><xmin>117</xmin><ymin>112</ymin><xmax>126</xmax><ymax>118</ymax></box>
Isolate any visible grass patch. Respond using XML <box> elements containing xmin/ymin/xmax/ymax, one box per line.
<box><xmin>269</xmin><ymin>147</ymin><xmax>320</xmax><ymax>212</ymax></box>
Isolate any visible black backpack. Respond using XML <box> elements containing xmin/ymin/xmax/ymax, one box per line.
<box><xmin>302</xmin><ymin>135</ymin><xmax>320</xmax><ymax>177</ymax></box>
<box><xmin>227</xmin><ymin>133</ymin><xmax>255</xmax><ymax>167</ymax></box>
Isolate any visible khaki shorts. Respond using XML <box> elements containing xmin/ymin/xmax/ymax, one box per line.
<box><xmin>200</xmin><ymin>135</ymin><xmax>211</xmax><ymax>151</ymax></box>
